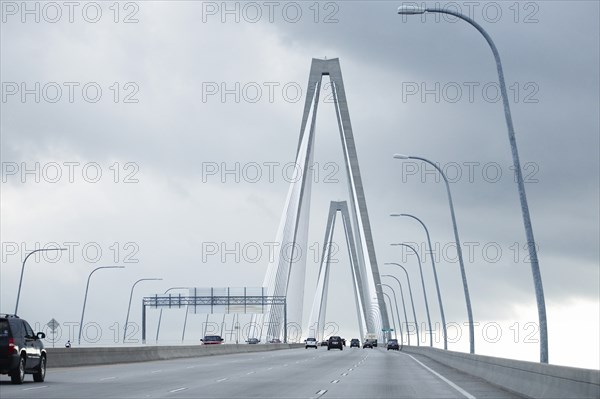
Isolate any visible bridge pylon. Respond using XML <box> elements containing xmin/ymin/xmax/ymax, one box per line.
<box><xmin>258</xmin><ymin>58</ymin><xmax>391</xmax><ymax>342</ymax></box>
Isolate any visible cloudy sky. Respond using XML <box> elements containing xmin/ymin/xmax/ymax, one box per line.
<box><xmin>1</xmin><ymin>1</ymin><xmax>598</xmax><ymax>369</ymax></box>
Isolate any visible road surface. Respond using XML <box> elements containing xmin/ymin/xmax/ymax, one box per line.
<box><xmin>0</xmin><ymin>346</ymin><xmax>519</xmax><ymax>398</ymax></box>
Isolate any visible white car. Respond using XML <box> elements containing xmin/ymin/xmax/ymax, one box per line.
<box><xmin>305</xmin><ymin>337</ymin><xmax>318</xmax><ymax>349</ymax></box>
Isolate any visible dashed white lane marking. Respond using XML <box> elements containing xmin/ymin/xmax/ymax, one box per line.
<box><xmin>22</xmin><ymin>386</ymin><xmax>48</xmax><ymax>391</ymax></box>
<box><xmin>100</xmin><ymin>377</ymin><xmax>116</xmax><ymax>381</ymax></box>
<box><xmin>216</xmin><ymin>378</ymin><xmax>228</xmax><ymax>382</ymax></box>
<box><xmin>402</xmin><ymin>353</ymin><xmax>476</xmax><ymax>399</ymax></box>
<box><xmin>246</xmin><ymin>371</ymin><xmax>255</xmax><ymax>375</ymax></box>
<box><xmin>151</xmin><ymin>370</ymin><xmax>162</xmax><ymax>374</ymax></box>
<box><xmin>331</xmin><ymin>379</ymin><xmax>340</xmax><ymax>384</ymax></box>
<box><xmin>348</xmin><ymin>368</ymin><xmax>353</xmax><ymax>371</ymax></box>
<box><xmin>186</xmin><ymin>366</ymin><xmax>196</xmax><ymax>369</ymax></box>
<box><xmin>169</xmin><ymin>387</ymin><xmax>188</xmax><ymax>393</ymax></box>
<box><xmin>341</xmin><ymin>373</ymin><xmax>348</xmax><ymax>376</ymax></box>
<box><xmin>315</xmin><ymin>389</ymin><xmax>328</xmax><ymax>396</ymax></box>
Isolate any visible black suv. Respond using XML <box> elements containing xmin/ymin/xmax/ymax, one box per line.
<box><xmin>327</xmin><ymin>336</ymin><xmax>343</xmax><ymax>350</ymax></box>
<box><xmin>387</xmin><ymin>338</ymin><xmax>400</xmax><ymax>351</ymax></box>
<box><xmin>350</xmin><ymin>338</ymin><xmax>360</xmax><ymax>348</ymax></box>
<box><xmin>0</xmin><ymin>314</ymin><xmax>47</xmax><ymax>384</ymax></box>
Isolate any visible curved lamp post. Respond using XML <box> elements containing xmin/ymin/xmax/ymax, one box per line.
<box><xmin>397</xmin><ymin>4</ymin><xmax>547</xmax><ymax>363</ymax></box>
<box><xmin>393</xmin><ymin>156</ymin><xmax>474</xmax><ymax>354</ymax></box>
<box><xmin>382</xmin><ymin>292</ymin><xmax>399</xmax><ymax>340</ymax></box>
<box><xmin>382</xmin><ymin>276</ymin><xmax>410</xmax><ymax>346</ymax></box>
<box><xmin>379</xmin><ymin>283</ymin><xmax>406</xmax><ymax>344</ymax></box>
<box><xmin>384</xmin><ymin>262</ymin><xmax>419</xmax><ymax>346</ymax></box>
<box><xmin>370</xmin><ymin>307</ymin><xmax>383</xmax><ymax>343</ymax></box>
<box><xmin>391</xmin><ymin>213</ymin><xmax>448</xmax><ymax>350</ymax></box>
<box><xmin>394</xmin><ymin>158</ymin><xmax>475</xmax><ymax>353</ymax></box>
<box><xmin>15</xmin><ymin>248</ymin><xmax>67</xmax><ymax>314</ymax></box>
<box><xmin>124</xmin><ymin>278</ymin><xmax>162</xmax><ymax>343</ymax></box>
<box><xmin>391</xmin><ymin>243</ymin><xmax>433</xmax><ymax>347</ymax></box>
<box><xmin>79</xmin><ymin>266</ymin><xmax>125</xmax><ymax>344</ymax></box>
<box><xmin>155</xmin><ymin>287</ymin><xmax>189</xmax><ymax>343</ymax></box>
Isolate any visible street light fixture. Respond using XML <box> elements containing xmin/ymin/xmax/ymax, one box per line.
<box><xmin>381</xmin><ymin>275</ymin><xmax>410</xmax><ymax>346</ymax></box>
<box><xmin>382</xmin><ymin>292</ymin><xmax>399</xmax><ymax>341</ymax></box>
<box><xmin>392</xmin><ymin>156</ymin><xmax>474</xmax><ymax>354</ymax></box>
<box><xmin>155</xmin><ymin>287</ymin><xmax>189</xmax><ymax>343</ymax></box>
<box><xmin>124</xmin><ymin>278</ymin><xmax>162</xmax><ymax>343</ymax></box>
<box><xmin>384</xmin><ymin>262</ymin><xmax>420</xmax><ymax>346</ymax></box>
<box><xmin>391</xmin><ymin>212</ymin><xmax>448</xmax><ymax>350</ymax></box>
<box><xmin>391</xmin><ymin>243</ymin><xmax>433</xmax><ymax>347</ymax></box>
<box><xmin>79</xmin><ymin>266</ymin><xmax>125</xmax><ymax>345</ymax></box>
<box><xmin>15</xmin><ymin>248</ymin><xmax>67</xmax><ymax>314</ymax></box>
<box><xmin>396</xmin><ymin>5</ymin><xmax>548</xmax><ymax>364</ymax></box>
<box><xmin>378</xmin><ymin>283</ymin><xmax>404</xmax><ymax>344</ymax></box>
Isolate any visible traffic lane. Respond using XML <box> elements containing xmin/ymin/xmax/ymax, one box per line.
<box><xmin>164</xmin><ymin>345</ymin><xmax>366</xmax><ymax>398</ymax></box>
<box><xmin>322</xmin><ymin>348</ymin><xmax>520</xmax><ymax>399</ymax></box>
<box><xmin>0</xmin><ymin>346</ymin><xmax>362</xmax><ymax>399</ymax></box>
<box><xmin>393</xmin><ymin>352</ymin><xmax>521</xmax><ymax>399</ymax></box>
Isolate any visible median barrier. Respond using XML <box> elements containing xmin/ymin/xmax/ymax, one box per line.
<box><xmin>401</xmin><ymin>346</ymin><xmax>600</xmax><ymax>398</ymax></box>
<box><xmin>47</xmin><ymin>343</ymin><xmax>304</xmax><ymax>368</ymax></box>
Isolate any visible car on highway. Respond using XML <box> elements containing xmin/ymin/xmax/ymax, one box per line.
<box><xmin>246</xmin><ymin>338</ymin><xmax>260</xmax><ymax>344</ymax></box>
<box><xmin>363</xmin><ymin>339</ymin><xmax>374</xmax><ymax>349</ymax></box>
<box><xmin>320</xmin><ymin>339</ymin><xmax>328</xmax><ymax>347</ymax></box>
<box><xmin>387</xmin><ymin>339</ymin><xmax>400</xmax><ymax>351</ymax></box>
<box><xmin>268</xmin><ymin>338</ymin><xmax>282</xmax><ymax>344</ymax></box>
<box><xmin>201</xmin><ymin>335</ymin><xmax>224</xmax><ymax>345</ymax></box>
<box><xmin>327</xmin><ymin>336</ymin><xmax>343</xmax><ymax>350</ymax></box>
<box><xmin>304</xmin><ymin>337</ymin><xmax>318</xmax><ymax>349</ymax></box>
<box><xmin>0</xmin><ymin>314</ymin><xmax>47</xmax><ymax>384</ymax></box>
<box><xmin>350</xmin><ymin>338</ymin><xmax>360</xmax><ymax>348</ymax></box>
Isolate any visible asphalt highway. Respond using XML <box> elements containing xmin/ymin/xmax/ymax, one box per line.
<box><xmin>0</xmin><ymin>346</ymin><xmax>519</xmax><ymax>398</ymax></box>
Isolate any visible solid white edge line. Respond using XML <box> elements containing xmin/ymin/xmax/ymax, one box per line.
<box><xmin>402</xmin><ymin>353</ymin><xmax>476</xmax><ymax>399</ymax></box>
<box><xmin>169</xmin><ymin>387</ymin><xmax>188</xmax><ymax>393</ymax></box>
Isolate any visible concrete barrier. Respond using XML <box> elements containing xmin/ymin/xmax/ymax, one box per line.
<box><xmin>402</xmin><ymin>346</ymin><xmax>600</xmax><ymax>398</ymax></box>
<box><xmin>47</xmin><ymin>343</ymin><xmax>304</xmax><ymax>368</ymax></box>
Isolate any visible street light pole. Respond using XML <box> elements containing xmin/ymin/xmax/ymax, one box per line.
<box><xmin>155</xmin><ymin>287</ymin><xmax>189</xmax><ymax>343</ymax></box>
<box><xmin>79</xmin><ymin>266</ymin><xmax>125</xmax><ymax>345</ymax></box>
<box><xmin>384</xmin><ymin>262</ymin><xmax>419</xmax><ymax>346</ymax></box>
<box><xmin>391</xmin><ymin>243</ymin><xmax>433</xmax><ymax>347</ymax></box>
<box><xmin>397</xmin><ymin>4</ymin><xmax>547</xmax><ymax>363</ymax></box>
<box><xmin>382</xmin><ymin>292</ymin><xmax>399</xmax><ymax>340</ymax></box>
<box><xmin>15</xmin><ymin>248</ymin><xmax>67</xmax><ymax>314</ymax></box>
<box><xmin>391</xmin><ymin>212</ymin><xmax>448</xmax><ymax>350</ymax></box>
<box><xmin>124</xmin><ymin>278</ymin><xmax>162</xmax><ymax>343</ymax></box>
<box><xmin>379</xmin><ymin>283</ymin><xmax>404</xmax><ymax>344</ymax></box>
<box><xmin>393</xmin><ymin>157</ymin><xmax>474</xmax><ymax>354</ymax></box>
<box><xmin>382</xmin><ymin>276</ymin><xmax>410</xmax><ymax>346</ymax></box>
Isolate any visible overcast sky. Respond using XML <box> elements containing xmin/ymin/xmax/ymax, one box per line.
<box><xmin>1</xmin><ymin>1</ymin><xmax>598</xmax><ymax>369</ymax></box>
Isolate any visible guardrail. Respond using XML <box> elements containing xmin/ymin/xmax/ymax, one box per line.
<box><xmin>47</xmin><ymin>343</ymin><xmax>304</xmax><ymax>368</ymax></box>
<box><xmin>402</xmin><ymin>346</ymin><xmax>600</xmax><ymax>399</ymax></box>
